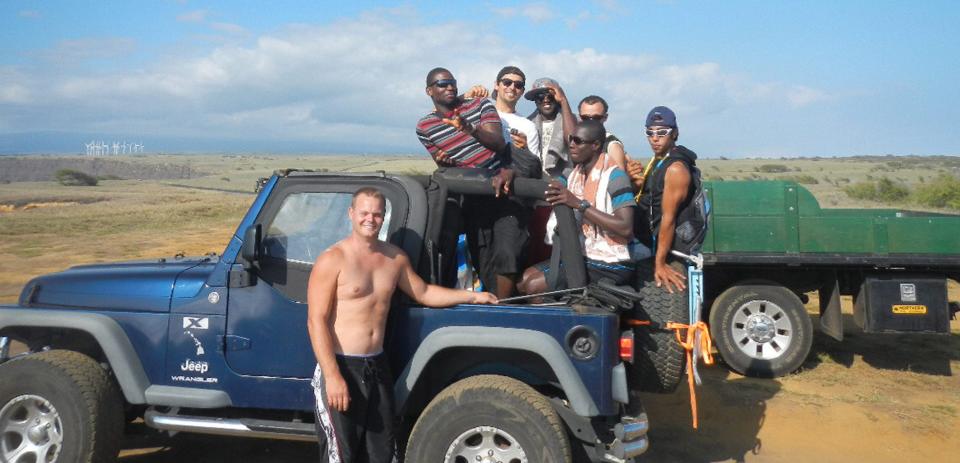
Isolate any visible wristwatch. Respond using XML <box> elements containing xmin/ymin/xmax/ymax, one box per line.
<box><xmin>577</xmin><ymin>199</ymin><xmax>591</xmax><ymax>212</ymax></box>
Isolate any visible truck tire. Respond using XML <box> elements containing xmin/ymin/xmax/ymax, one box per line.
<box><xmin>0</xmin><ymin>350</ymin><xmax>123</xmax><ymax>463</ymax></box>
<box><xmin>630</xmin><ymin>261</ymin><xmax>688</xmax><ymax>393</ymax></box>
<box><xmin>405</xmin><ymin>374</ymin><xmax>571</xmax><ymax>463</ymax></box>
<box><xmin>709</xmin><ymin>282</ymin><xmax>813</xmax><ymax>378</ymax></box>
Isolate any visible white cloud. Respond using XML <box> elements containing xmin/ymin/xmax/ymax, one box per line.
<box><xmin>211</xmin><ymin>22</ymin><xmax>246</xmax><ymax>34</ymax></box>
<box><xmin>0</xmin><ymin>10</ymin><xmax>826</xmax><ymax>152</ymax></box>
<box><xmin>520</xmin><ymin>3</ymin><xmax>554</xmax><ymax>23</ymax></box>
<box><xmin>786</xmin><ymin>85</ymin><xmax>827</xmax><ymax>108</ymax></box>
<box><xmin>492</xmin><ymin>2</ymin><xmax>553</xmax><ymax>23</ymax></box>
<box><xmin>177</xmin><ymin>10</ymin><xmax>207</xmax><ymax>23</ymax></box>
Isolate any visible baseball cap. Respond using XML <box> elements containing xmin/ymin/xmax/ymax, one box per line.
<box><xmin>645</xmin><ymin>106</ymin><xmax>677</xmax><ymax>128</ymax></box>
<box><xmin>524</xmin><ymin>77</ymin><xmax>558</xmax><ymax>101</ymax></box>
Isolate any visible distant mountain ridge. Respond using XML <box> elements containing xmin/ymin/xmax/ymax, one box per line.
<box><xmin>0</xmin><ymin>157</ymin><xmax>204</xmax><ymax>183</ymax></box>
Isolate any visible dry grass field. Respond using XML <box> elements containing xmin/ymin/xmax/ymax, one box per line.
<box><xmin>1</xmin><ymin>154</ymin><xmax>958</xmax><ymax>462</ymax></box>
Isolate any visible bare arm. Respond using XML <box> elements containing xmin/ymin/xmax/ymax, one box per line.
<box><xmin>544</xmin><ymin>180</ymin><xmax>634</xmax><ymax>239</ymax></box>
<box><xmin>654</xmin><ymin>163</ymin><xmax>691</xmax><ymax>292</ymax></box>
<box><xmin>395</xmin><ymin>252</ymin><xmax>497</xmax><ymax>306</ymax></box>
<box><xmin>442</xmin><ymin>115</ymin><xmax>505</xmax><ymax>154</ymax></box>
<box><xmin>584</xmin><ymin>206</ymin><xmax>634</xmax><ymax>239</ymax></box>
<box><xmin>545</xmin><ymin>83</ymin><xmax>577</xmax><ymax>144</ymax></box>
<box><xmin>306</xmin><ymin>248</ymin><xmax>349</xmax><ymax>411</ymax></box>
<box><xmin>473</xmin><ymin>119</ymin><xmax>507</xmax><ymax>153</ymax></box>
<box><xmin>607</xmin><ymin>142</ymin><xmax>627</xmax><ymax>172</ymax></box>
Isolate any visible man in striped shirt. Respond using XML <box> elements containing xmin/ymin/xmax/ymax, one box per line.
<box><xmin>415</xmin><ymin>67</ymin><xmax>529</xmax><ymax>298</ymax></box>
<box><xmin>416</xmin><ymin>68</ymin><xmax>506</xmax><ymax>169</ymax></box>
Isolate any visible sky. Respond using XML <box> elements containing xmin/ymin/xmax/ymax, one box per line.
<box><xmin>1</xmin><ymin>0</ymin><xmax>959</xmax><ymax>157</ymax></box>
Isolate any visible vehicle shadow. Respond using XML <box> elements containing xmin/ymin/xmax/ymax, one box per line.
<box><xmin>119</xmin><ymin>423</ymin><xmax>317</xmax><ymax>462</ymax></box>
<box><xmin>638</xmin><ymin>366</ymin><xmax>780</xmax><ymax>463</ymax></box>
<box><xmin>803</xmin><ymin>313</ymin><xmax>958</xmax><ymax>376</ymax></box>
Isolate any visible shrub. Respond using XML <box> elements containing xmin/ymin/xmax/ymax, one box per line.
<box><xmin>757</xmin><ymin>164</ymin><xmax>789</xmax><ymax>173</ymax></box>
<box><xmin>913</xmin><ymin>174</ymin><xmax>960</xmax><ymax>210</ymax></box>
<box><xmin>844</xmin><ymin>177</ymin><xmax>909</xmax><ymax>203</ymax></box>
<box><xmin>55</xmin><ymin>169</ymin><xmax>98</xmax><ymax>186</ymax></box>
<box><xmin>876</xmin><ymin>178</ymin><xmax>910</xmax><ymax>202</ymax></box>
<box><xmin>96</xmin><ymin>174</ymin><xmax>123</xmax><ymax>181</ymax></box>
<box><xmin>786</xmin><ymin>174</ymin><xmax>819</xmax><ymax>185</ymax></box>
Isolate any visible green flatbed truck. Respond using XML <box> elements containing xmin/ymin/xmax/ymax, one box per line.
<box><xmin>698</xmin><ymin>180</ymin><xmax>960</xmax><ymax>377</ymax></box>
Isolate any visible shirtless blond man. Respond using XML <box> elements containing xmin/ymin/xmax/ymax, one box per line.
<box><xmin>307</xmin><ymin>187</ymin><xmax>497</xmax><ymax>463</ymax></box>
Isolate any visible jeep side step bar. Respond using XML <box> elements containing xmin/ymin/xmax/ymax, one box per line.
<box><xmin>144</xmin><ymin>410</ymin><xmax>317</xmax><ymax>442</ymax></box>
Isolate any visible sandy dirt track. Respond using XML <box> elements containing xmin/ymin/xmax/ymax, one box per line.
<box><xmin>105</xmin><ymin>310</ymin><xmax>956</xmax><ymax>462</ymax></box>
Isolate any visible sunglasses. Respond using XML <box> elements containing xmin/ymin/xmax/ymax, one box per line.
<box><xmin>579</xmin><ymin>114</ymin><xmax>606</xmax><ymax>121</ymax></box>
<box><xmin>498</xmin><ymin>77</ymin><xmax>525</xmax><ymax>89</ymax></box>
<box><xmin>645</xmin><ymin>127</ymin><xmax>673</xmax><ymax>138</ymax></box>
<box><xmin>568</xmin><ymin>135</ymin><xmax>598</xmax><ymax>145</ymax></box>
<box><xmin>430</xmin><ymin>79</ymin><xmax>457</xmax><ymax>89</ymax></box>
<box><xmin>535</xmin><ymin>92</ymin><xmax>556</xmax><ymax>102</ymax></box>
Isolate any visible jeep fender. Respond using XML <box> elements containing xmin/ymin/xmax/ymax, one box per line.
<box><xmin>0</xmin><ymin>309</ymin><xmax>150</xmax><ymax>403</ymax></box>
<box><xmin>395</xmin><ymin>326</ymin><xmax>600</xmax><ymax>416</ymax></box>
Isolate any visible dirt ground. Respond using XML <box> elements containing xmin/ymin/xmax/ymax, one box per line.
<box><xmin>1</xmin><ymin>156</ymin><xmax>958</xmax><ymax>462</ymax></box>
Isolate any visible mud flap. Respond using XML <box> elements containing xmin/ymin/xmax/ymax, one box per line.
<box><xmin>818</xmin><ymin>274</ymin><xmax>844</xmax><ymax>341</ymax></box>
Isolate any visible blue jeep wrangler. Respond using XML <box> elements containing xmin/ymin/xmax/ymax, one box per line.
<box><xmin>0</xmin><ymin>168</ymin><xmax>691</xmax><ymax>462</ymax></box>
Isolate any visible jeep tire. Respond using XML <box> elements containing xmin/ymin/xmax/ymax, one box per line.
<box><xmin>709</xmin><ymin>282</ymin><xmax>813</xmax><ymax>378</ymax></box>
<box><xmin>630</xmin><ymin>260</ymin><xmax>687</xmax><ymax>393</ymax></box>
<box><xmin>0</xmin><ymin>350</ymin><xmax>123</xmax><ymax>463</ymax></box>
<box><xmin>405</xmin><ymin>375</ymin><xmax>571</xmax><ymax>463</ymax></box>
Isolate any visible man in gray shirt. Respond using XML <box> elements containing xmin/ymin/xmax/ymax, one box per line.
<box><xmin>525</xmin><ymin>78</ymin><xmax>577</xmax><ymax>178</ymax></box>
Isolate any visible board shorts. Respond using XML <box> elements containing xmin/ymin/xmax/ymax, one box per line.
<box><xmin>312</xmin><ymin>352</ymin><xmax>395</xmax><ymax>463</ymax></box>
<box><xmin>462</xmin><ymin>196</ymin><xmax>530</xmax><ymax>293</ymax></box>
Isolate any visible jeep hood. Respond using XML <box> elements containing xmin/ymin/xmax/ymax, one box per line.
<box><xmin>18</xmin><ymin>257</ymin><xmax>215</xmax><ymax>312</ymax></box>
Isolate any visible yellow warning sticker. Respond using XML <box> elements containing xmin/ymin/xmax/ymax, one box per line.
<box><xmin>892</xmin><ymin>305</ymin><xmax>927</xmax><ymax>314</ymax></box>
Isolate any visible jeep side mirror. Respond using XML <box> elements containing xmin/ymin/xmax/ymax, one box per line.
<box><xmin>241</xmin><ymin>224</ymin><xmax>261</xmax><ymax>266</ymax></box>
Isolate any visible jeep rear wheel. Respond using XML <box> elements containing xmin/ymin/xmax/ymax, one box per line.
<box><xmin>0</xmin><ymin>350</ymin><xmax>123</xmax><ymax>463</ymax></box>
<box><xmin>405</xmin><ymin>375</ymin><xmax>571</xmax><ymax>463</ymax></box>
<box><xmin>630</xmin><ymin>261</ymin><xmax>688</xmax><ymax>393</ymax></box>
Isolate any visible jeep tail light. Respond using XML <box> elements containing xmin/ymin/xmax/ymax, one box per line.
<box><xmin>620</xmin><ymin>335</ymin><xmax>633</xmax><ymax>362</ymax></box>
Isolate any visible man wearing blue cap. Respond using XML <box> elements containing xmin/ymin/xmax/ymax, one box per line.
<box><xmin>628</xmin><ymin>106</ymin><xmax>698</xmax><ymax>293</ymax></box>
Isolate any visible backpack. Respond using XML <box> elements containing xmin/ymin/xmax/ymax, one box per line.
<box><xmin>668</xmin><ymin>162</ymin><xmax>711</xmax><ymax>255</ymax></box>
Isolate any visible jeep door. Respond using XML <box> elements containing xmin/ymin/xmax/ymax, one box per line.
<box><xmin>224</xmin><ymin>175</ymin><xmax>417</xmax><ymax>379</ymax></box>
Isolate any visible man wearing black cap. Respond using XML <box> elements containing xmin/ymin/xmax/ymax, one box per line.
<box><xmin>526</xmin><ymin>78</ymin><xmax>577</xmax><ymax>178</ymax></box>
<box><xmin>628</xmin><ymin>106</ymin><xmax>697</xmax><ymax>293</ymax></box>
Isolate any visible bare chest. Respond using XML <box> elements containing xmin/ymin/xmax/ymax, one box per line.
<box><xmin>336</xmin><ymin>261</ymin><xmax>399</xmax><ymax>301</ymax></box>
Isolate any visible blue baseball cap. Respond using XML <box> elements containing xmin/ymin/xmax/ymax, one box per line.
<box><xmin>645</xmin><ymin>106</ymin><xmax>677</xmax><ymax>128</ymax></box>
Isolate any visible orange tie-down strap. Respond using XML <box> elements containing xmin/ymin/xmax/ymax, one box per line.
<box><xmin>623</xmin><ymin>318</ymin><xmax>715</xmax><ymax>429</ymax></box>
<box><xmin>665</xmin><ymin>321</ymin><xmax>715</xmax><ymax>429</ymax></box>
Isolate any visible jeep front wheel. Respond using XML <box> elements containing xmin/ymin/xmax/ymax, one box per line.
<box><xmin>405</xmin><ymin>374</ymin><xmax>571</xmax><ymax>463</ymax></box>
<box><xmin>0</xmin><ymin>350</ymin><xmax>123</xmax><ymax>463</ymax></box>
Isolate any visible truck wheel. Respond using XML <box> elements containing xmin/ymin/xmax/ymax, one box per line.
<box><xmin>405</xmin><ymin>374</ymin><xmax>571</xmax><ymax>463</ymax></box>
<box><xmin>630</xmin><ymin>261</ymin><xmax>687</xmax><ymax>393</ymax></box>
<box><xmin>709</xmin><ymin>282</ymin><xmax>813</xmax><ymax>378</ymax></box>
<box><xmin>0</xmin><ymin>350</ymin><xmax>123</xmax><ymax>463</ymax></box>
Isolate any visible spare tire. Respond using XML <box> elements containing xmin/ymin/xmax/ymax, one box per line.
<box><xmin>629</xmin><ymin>260</ymin><xmax>688</xmax><ymax>393</ymax></box>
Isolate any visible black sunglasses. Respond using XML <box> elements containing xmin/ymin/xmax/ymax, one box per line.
<box><xmin>568</xmin><ymin>135</ymin><xmax>598</xmax><ymax>145</ymax></box>
<box><xmin>429</xmin><ymin>78</ymin><xmax>457</xmax><ymax>89</ymax></box>
<box><xmin>498</xmin><ymin>77</ymin><xmax>525</xmax><ymax>89</ymax></box>
<box><xmin>535</xmin><ymin>92</ymin><xmax>555</xmax><ymax>102</ymax></box>
<box><xmin>579</xmin><ymin>114</ymin><xmax>606</xmax><ymax>121</ymax></box>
